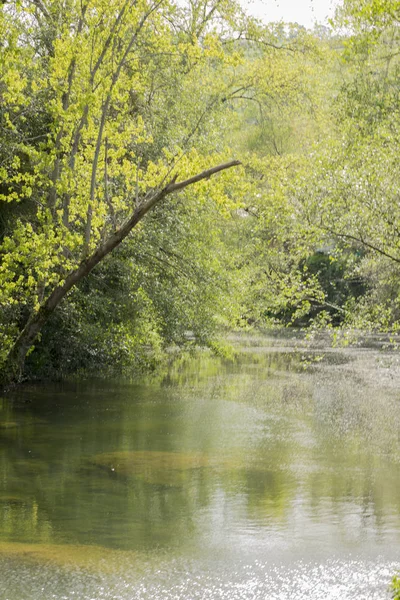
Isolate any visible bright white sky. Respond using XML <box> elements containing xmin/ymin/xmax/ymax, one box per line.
<box><xmin>243</xmin><ymin>0</ymin><xmax>340</xmax><ymax>28</ymax></box>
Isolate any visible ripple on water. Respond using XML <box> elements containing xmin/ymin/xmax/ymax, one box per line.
<box><xmin>0</xmin><ymin>552</ymin><xmax>399</xmax><ymax>600</ymax></box>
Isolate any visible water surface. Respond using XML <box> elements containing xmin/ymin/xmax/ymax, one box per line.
<box><xmin>1</xmin><ymin>334</ymin><xmax>400</xmax><ymax>599</ymax></box>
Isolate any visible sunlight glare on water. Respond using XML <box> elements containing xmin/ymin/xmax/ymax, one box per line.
<box><xmin>0</xmin><ymin>555</ymin><xmax>398</xmax><ymax>599</ymax></box>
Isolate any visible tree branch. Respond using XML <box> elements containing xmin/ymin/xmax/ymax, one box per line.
<box><xmin>322</xmin><ymin>226</ymin><xmax>400</xmax><ymax>265</ymax></box>
<box><xmin>4</xmin><ymin>159</ymin><xmax>241</xmax><ymax>384</ymax></box>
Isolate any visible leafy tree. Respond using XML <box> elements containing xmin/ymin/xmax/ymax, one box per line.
<box><xmin>0</xmin><ymin>0</ymin><xmax>249</xmax><ymax>384</ymax></box>
<box><xmin>25</xmin><ymin>189</ymin><xmax>241</xmax><ymax>379</ymax></box>
<box><xmin>237</xmin><ymin>0</ymin><xmax>400</xmax><ymax>334</ymax></box>
<box><xmin>294</xmin><ymin>0</ymin><xmax>400</xmax><ymax>332</ymax></box>
<box><xmin>1</xmin><ymin>0</ymin><xmax>328</xmax><ymax>384</ymax></box>
<box><xmin>222</xmin><ymin>30</ymin><xmax>341</xmax><ymax>330</ymax></box>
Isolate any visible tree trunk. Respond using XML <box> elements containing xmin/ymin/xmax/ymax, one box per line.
<box><xmin>1</xmin><ymin>160</ymin><xmax>241</xmax><ymax>388</ymax></box>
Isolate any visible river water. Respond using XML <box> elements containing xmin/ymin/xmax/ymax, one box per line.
<box><xmin>1</xmin><ymin>334</ymin><xmax>400</xmax><ymax>599</ymax></box>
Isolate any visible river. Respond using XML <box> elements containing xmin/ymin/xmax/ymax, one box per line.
<box><xmin>1</xmin><ymin>333</ymin><xmax>400</xmax><ymax>599</ymax></box>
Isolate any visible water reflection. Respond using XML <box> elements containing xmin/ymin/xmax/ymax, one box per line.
<box><xmin>1</xmin><ymin>336</ymin><xmax>400</xmax><ymax>598</ymax></box>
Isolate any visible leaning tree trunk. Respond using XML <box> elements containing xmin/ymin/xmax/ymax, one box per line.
<box><xmin>1</xmin><ymin>160</ymin><xmax>240</xmax><ymax>387</ymax></box>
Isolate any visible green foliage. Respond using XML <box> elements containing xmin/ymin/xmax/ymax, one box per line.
<box><xmin>0</xmin><ymin>0</ymin><xmax>248</xmax><ymax>379</ymax></box>
<box><xmin>1</xmin><ymin>0</ymin><xmax>334</xmax><ymax>381</ymax></box>
<box><xmin>25</xmin><ymin>191</ymin><xmax>239</xmax><ymax>378</ymax></box>
<box><xmin>302</xmin><ymin>0</ymin><xmax>400</xmax><ymax>333</ymax></box>
<box><xmin>392</xmin><ymin>575</ymin><xmax>400</xmax><ymax>600</ymax></box>
<box><xmin>4</xmin><ymin>0</ymin><xmax>400</xmax><ymax>381</ymax></box>
<box><xmin>237</xmin><ymin>0</ymin><xmax>400</xmax><ymax>337</ymax></box>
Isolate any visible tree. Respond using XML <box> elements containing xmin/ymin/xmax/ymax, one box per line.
<box><xmin>235</xmin><ymin>0</ymin><xmax>400</xmax><ymax>334</ymax></box>
<box><xmin>0</xmin><ymin>0</ymin><xmax>250</xmax><ymax>385</ymax></box>
<box><xmin>25</xmin><ymin>187</ymin><xmax>243</xmax><ymax>379</ymax></box>
<box><xmin>293</xmin><ymin>0</ymin><xmax>400</xmax><ymax>332</ymax></box>
<box><xmin>1</xmin><ymin>0</ymin><xmax>329</xmax><ymax>385</ymax></box>
<box><xmin>222</xmin><ymin>30</ymin><xmax>341</xmax><ymax>329</ymax></box>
